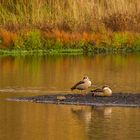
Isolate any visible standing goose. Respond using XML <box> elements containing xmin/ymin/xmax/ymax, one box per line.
<box><xmin>71</xmin><ymin>76</ymin><xmax>92</xmax><ymax>92</ymax></box>
<box><xmin>91</xmin><ymin>85</ymin><xmax>112</xmax><ymax>97</ymax></box>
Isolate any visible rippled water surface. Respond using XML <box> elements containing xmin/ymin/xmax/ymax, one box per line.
<box><xmin>0</xmin><ymin>54</ymin><xmax>140</xmax><ymax>140</ymax></box>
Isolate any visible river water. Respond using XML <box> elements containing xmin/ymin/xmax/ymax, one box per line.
<box><xmin>0</xmin><ymin>54</ymin><xmax>140</xmax><ymax>140</ymax></box>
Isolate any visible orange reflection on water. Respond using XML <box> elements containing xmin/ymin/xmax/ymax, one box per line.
<box><xmin>0</xmin><ymin>54</ymin><xmax>140</xmax><ymax>93</ymax></box>
<box><xmin>0</xmin><ymin>54</ymin><xmax>140</xmax><ymax>140</ymax></box>
<box><xmin>0</xmin><ymin>100</ymin><xmax>140</xmax><ymax>140</ymax></box>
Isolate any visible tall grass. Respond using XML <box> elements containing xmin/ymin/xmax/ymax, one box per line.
<box><xmin>0</xmin><ymin>0</ymin><xmax>140</xmax><ymax>32</ymax></box>
<box><xmin>0</xmin><ymin>0</ymin><xmax>140</xmax><ymax>53</ymax></box>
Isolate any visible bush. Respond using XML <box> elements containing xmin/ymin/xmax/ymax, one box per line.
<box><xmin>112</xmin><ymin>33</ymin><xmax>128</xmax><ymax>47</ymax></box>
<box><xmin>24</xmin><ymin>30</ymin><xmax>42</xmax><ymax>49</ymax></box>
<box><xmin>14</xmin><ymin>30</ymin><xmax>42</xmax><ymax>49</ymax></box>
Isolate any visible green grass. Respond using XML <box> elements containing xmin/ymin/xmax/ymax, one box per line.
<box><xmin>14</xmin><ymin>30</ymin><xmax>42</xmax><ymax>49</ymax></box>
<box><xmin>0</xmin><ymin>46</ymin><xmax>139</xmax><ymax>56</ymax></box>
<box><xmin>0</xmin><ymin>48</ymin><xmax>84</xmax><ymax>56</ymax></box>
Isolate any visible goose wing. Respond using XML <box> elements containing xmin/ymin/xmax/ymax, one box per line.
<box><xmin>71</xmin><ymin>80</ymin><xmax>85</xmax><ymax>90</ymax></box>
<box><xmin>91</xmin><ymin>88</ymin><xmax>103</xmax><ymax>92</ymax></box>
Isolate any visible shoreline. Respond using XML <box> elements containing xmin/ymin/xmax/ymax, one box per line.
<box><xmin>0</xmin><ymin>49</ymin><xmax>84</xmax><ymax>56</ymax></box>
<box><xmin>0</xmin><ymin>29</ymin><xmax>140</xmax><ymax>56</ymax></box>
<box><xmin>0</xmin><ymin>47</ymin><xmax>140</xmax><ymax>56</ymax></box>
<box><xmin>7</xmin><ymin>93</ymin><xmax>140</xmax><ymax>107</ymax></box>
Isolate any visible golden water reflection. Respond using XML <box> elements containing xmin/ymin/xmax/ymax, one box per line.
<box><xmin>0</xmin><ymin>101</ymin><xmax>140</xmax><ymax>140</ymax></box>
<box><xmin>0</xmin><ymin>54</ymin><xmax>140</xmax><ymax>93</ymax></box>
<box><xmin>0</xmin><ymin>54</ymin><xmax>140</xmax><ymax>140</ymax></box>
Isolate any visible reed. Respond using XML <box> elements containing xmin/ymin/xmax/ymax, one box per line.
<box><xmin>0</xmin><ymin>0</ymin><xmax>140</xmax><ymax>53</ymax></box>
<box><xmin>0</xmin><ymin>0</ymin><xmax>139</xmax><ymax>32</ymax></box>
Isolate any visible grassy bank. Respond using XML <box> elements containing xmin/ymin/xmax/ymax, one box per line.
<box><xmin>0</xmin><ymin>0</ymin><xmax>140</xmax><ymax>55</ymax></box>
<box><xmin>0</xmin><ymin>48</ymin><xmax>84</xmax><ymax>56</ymax></box>
<box><xmin>0</xmin><ymin>29</ymin><xmax>140</xmax><ymax>55</ymax></box>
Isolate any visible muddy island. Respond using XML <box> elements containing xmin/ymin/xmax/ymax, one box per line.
<box><xmin>7</xmin><ymin>93</ymin><xmax>140</xmax><ymax>107</ymax></box>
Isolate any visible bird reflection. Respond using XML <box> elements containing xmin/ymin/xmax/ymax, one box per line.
<box><xmin>71</xmin><ymin>106</ymin><xmax>92</xmax><ymax>125</ymax></box>
<box><xmin>71</xmin><ymin>106</ymin><xmax>112</xmax><ymax>125</ymax></box>
<box><xmin>92</xmin><ymin>107</ymin><xmax>112</xmax><ymax>117</ymax></box>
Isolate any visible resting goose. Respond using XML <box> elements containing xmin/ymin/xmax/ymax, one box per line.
<box><xmin>71</xmin><ymin>76</ymin><xmax>92</xmax><ymax>92</ymax></box>
<box><xmin>91</xmin><ymin>85</ymin><xmax>112</xmax><ymax>97</ymax></box>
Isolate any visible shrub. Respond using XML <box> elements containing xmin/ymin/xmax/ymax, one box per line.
<box><xmin>24</xmin><ymin>30</ymin><xmax>42</xmax><ymax>49</ymax></box>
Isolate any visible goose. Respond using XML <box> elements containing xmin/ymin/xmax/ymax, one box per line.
<box><xmin>91</xmin><ymin>85</ymin><xmax>112</xmax><ymax>97</ymax></box>
<box><xmin>71</xmin><ymin>76</ymin><xmax>92</xmax><ymax>92</ymax></box>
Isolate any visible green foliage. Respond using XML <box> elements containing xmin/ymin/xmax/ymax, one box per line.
<box><xmin>112</xmin><ymin>33</ymin><xmax>128</xmax><ymax>47</ymax></box>
<box><xmin>14</xmin><ymin>30</ymin><xmax>42</xmax><ymax>49</ymax></box>
<box><xmin>24</xmin><ymin>30</ymin><xmax>42</xmax><ymax>49</ymax></box>
<box><xmin>54</xmin><ymin>40</ymin><xmax>63</xmax><ymax>49</ymax></box>
<box><xmin>14</xmin><ymin>33</ymin><xmax>24</xmax><ymax>49</ymax></box>
<box><xmin>43</xmin><ymin>39</ymin><xmax>54</xmax><ymax>49</ymax></box>
<box><xmin>82</xmin><ymin>42</ymin><xmax>93</xmax><ymax>53</ymax></box>
<box><xmin>133</xmin><ymin>36</ymin><xmax>140</xmax><ymax>49</ymax></box>
<box><xmin>2</xmin><ymin>29</ymin><xmax>140</xmax><ymax>55</ymax></box>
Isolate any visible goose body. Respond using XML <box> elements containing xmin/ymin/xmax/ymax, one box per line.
<box><xmin>91</xmin><ymin>86</ymin><xmax>112</xmax><ymax>97</ymax></box>
<box><xmin>71</xmin><ymin>76</ymin><xmax>92</xmax><ymax>91</ymax></box>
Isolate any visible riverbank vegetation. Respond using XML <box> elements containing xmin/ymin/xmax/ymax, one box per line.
<box><xmin>0</xmin><ymin>0</ymin><xmax>140</xmax><ymax>54</ymax></box>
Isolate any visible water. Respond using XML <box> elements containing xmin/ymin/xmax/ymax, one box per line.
<box><xmin>0</xmin><ymin>54</ymin><xmax>140</xmax><ymax>140</ymax></box>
